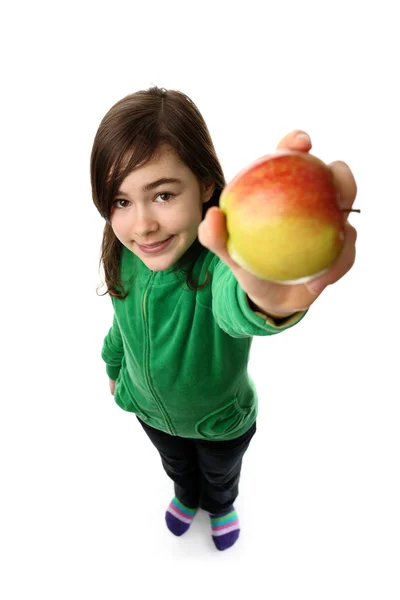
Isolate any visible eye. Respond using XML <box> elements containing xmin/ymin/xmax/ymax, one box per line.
<box><xmin>114</xmin><ymin>198</ymin><xmax>130</xmax><ymax>209</ymax></box>
<box><xmin>154</xmin><ymin>192</ymin><xmax>174</xmax><ymax>204</ymax></box>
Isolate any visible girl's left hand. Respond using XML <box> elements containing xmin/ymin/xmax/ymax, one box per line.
<box><xmin>198</xmin><ymin>130</ymin><xmax>358</xmax><ymax>318</ymax></box>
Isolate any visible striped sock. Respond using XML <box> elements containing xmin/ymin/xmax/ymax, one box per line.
<box><xmin>210</xmin><ymin>506</ymin><xmax>240</xmax><ymax>551</ymax></box>
<box><xmin>165</xmin><ymin>497</ymin><xmax>197</xmax><ymax>536</ymax></box>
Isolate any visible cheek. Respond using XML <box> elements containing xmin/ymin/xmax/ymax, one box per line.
<box><xmin>110</xmin><ymin>212</ymin><xmax>129</xmax><ymax>240</ymax></box>
<box><xmin>173</xmin><ymin>203</ymin><xmax>203</xmax><ymax>231</ymax></box>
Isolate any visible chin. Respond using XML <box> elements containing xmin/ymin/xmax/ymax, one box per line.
<box><xmin>135</xmin><ymin>247</ymin><xmax>182</xmax><ymax>272</ymax></box>
<box><xmin>145</xmin><ymin>259</ymin><xmax>175</xmax><ymax>272</ymax></box>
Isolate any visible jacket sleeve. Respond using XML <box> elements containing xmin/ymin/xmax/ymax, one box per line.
<box><xmin>101</xmin><ymin>313</ymin><xmax>124</xmax><ymax>379</ymax></box>
<box><xmin>211</xmin><ymin>258</ymin><xmax>307</xmax><ymax>338</ymax></box>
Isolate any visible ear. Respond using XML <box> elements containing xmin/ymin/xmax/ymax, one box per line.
<box><xmin>202</xmin><ymin>180</ymin><xmax>215</xmax><ymax>204</ymax></box>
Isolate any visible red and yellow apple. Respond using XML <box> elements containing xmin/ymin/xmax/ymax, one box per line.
<box><xmin>219</xmin><ymin>150</ymin><xmax>345</xmax><ymax>283</ymax></box>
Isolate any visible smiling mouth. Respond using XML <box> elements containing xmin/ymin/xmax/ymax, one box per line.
<box><xmin>138</xmin><ymin>237</ymin><xmax>172</xmax><ymax>248</ymax></box>
<box><xmin>136</xmin><ymin>236</ymin><xmax>174</xmax><ymax>253</ymax></box>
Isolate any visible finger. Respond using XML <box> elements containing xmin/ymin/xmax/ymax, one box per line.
<box><xmin>198</xmin><ymin>207</ymin><xmax>240</xmax><ymax>272</ymax></box>
<box><xmin>277</xmin><ymin>130</ymin><xmax>312</xmax><ymax>152</ymax></box>
<box><xmin>329</xmin><ymin>160</ymin><xmax>358</xmax><ymax>217</ymax></box>
<box><xmin>306</xmin><ymin>223</ymin><xmax>357</xmax><ymax>294</ymax></box>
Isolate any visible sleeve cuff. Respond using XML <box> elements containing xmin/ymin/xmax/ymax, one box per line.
<box><xmin>238</xmin><ymin>288</ymin><xmax>307</xmax><ymax>331</ymax></box>
<box><xmin>106</xmin><ymin>364</ymin><xmax>121</xmax><ymax>380</ymax></box>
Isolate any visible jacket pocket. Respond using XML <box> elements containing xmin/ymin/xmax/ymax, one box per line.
<box><xmin>195</xmin><ymin>396</ymin><xmax>255</xmax><ymax>440</ymax></box>
<box><xmin>114</xmin><ymin>372</ymin><xmax>149</xmax><ymax>422</ymax></box>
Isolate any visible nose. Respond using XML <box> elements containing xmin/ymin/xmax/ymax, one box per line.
<box><xmin>134</xmin><ymin>204</ymin><xmax>159</xmax><ymax>238</ymax></box>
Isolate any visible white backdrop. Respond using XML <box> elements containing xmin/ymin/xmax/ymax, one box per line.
<box><xmin>1</xmin><ymin>1</ymin><xmax>399</xmax><ymax>598</ymax></box>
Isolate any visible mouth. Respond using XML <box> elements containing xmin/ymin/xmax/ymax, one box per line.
<box><xmin>136</xmin><ymin>236</ymin><xmax>174</xmax><ymax>254</ymax></box>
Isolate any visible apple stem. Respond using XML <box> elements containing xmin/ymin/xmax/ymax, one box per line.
<box><xmin>341</xmin><ymin>208</ymin><xmax>361</xmax><ymax>214</ymax></box>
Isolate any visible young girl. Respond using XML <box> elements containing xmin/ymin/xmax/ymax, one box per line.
<box><xmin>90</xmin><ymin>86</ymin><xmax>357</xmax><ymax>551</ymax></box>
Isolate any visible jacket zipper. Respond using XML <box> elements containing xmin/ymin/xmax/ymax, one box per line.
<box><xmin>142</xmin><ymin>275</ymin><xmax>175</xmax><ymax>435</ymax></box>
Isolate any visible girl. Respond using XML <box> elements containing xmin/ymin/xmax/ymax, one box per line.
<box><xmin>90</xmin><ymin>86</ymin><xmax>357</xmax><ymax>551</ymax></box>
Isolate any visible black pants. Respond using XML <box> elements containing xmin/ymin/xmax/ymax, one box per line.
<box><xmin>137</xmin><ymin>418</ymin><xmax>256</xmax><ymax>514</ymax></box>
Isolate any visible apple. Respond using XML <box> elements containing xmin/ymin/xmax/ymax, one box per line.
<box><xmin>219</xmin><ymin>150</ymin><xmax>345</xmax><ymax>283</ymax></box>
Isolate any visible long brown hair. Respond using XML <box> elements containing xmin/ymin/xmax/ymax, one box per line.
<box><xmin>90</xmin><ymin>86</ymin><xmax>226</xmax><ymax>298</ymax></box>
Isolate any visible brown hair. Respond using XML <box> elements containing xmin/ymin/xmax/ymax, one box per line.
<box><xmin>90</xmin><ymin>86</ymin><xmax>226</xmax><ymax>298</ymax></box>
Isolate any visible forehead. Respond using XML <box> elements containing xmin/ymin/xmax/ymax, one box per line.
<box><xmin>119</xmin><ymin>146</ymin><xmax>189</xmax><ymax>190</ymax></box>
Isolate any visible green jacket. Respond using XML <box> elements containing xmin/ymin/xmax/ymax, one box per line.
<box><xmin>102</xmin><ymin>245</ymin><xmax>306</xmax><ymax>440</ymax></box>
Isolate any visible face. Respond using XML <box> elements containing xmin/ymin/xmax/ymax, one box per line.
<box><xmin>110</xmin><ymin>145</ymin><xmax>214</xmax><ymax>271</ymax></box>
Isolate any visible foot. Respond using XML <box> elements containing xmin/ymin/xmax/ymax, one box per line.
<box><xmin>165</xmin><ymin>497</ymin><xmax>197</xmax><ymax>536</ymax></box>
<box><xmin>210</xmin><ymin>506</ymin><xmax>240</xmax><ymax>551</ymax></box>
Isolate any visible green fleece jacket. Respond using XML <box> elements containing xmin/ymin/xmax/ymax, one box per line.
<box><xmin>102</xmin><ymin>245</ymin><xmax>306</xmax><ymax>440</ymax></box>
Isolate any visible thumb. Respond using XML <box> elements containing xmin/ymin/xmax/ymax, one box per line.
<box><xmin>198</xmin><ymin>207</ymin><xmax>239</xmax><ymax>272</ymax></box>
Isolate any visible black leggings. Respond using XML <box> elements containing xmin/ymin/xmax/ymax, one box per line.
<box><xmin>137</xmin><ymin>418</ymin><xmax>256</xmax><ymax>514</ymax></box>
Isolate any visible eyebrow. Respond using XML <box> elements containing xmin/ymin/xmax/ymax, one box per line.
<box><xmin>116</xmin><ymin>177</ymin><xmax>183</xmax><ymax>197</ymax></box>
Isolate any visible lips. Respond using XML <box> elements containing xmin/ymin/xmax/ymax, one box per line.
<box><xmin>137</xmin><ymin>236</ymin><xmax>174</xmax><ymax>254</ymax></box>
<box><xmin>140</xmin><ymin>238</ymin><xmax>171</xmax><ymax>248</ymax></box>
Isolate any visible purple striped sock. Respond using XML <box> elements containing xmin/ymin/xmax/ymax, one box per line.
<box><xmin>165</xmin><ymin>497</ymin><xmax>197</xmax><ymax>536</ymax></box>
<box><xmin>210</xmin><ymin>506</ymin><xmax>240</xmax><ymax>551</ymax></box>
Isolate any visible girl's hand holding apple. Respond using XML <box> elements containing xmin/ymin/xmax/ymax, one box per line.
<box><xmin>198</xmin><ymin>130</ymin><xmax>358</xmax><ymax>318</ymax></box>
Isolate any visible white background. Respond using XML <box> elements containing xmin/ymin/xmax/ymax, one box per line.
<box><xmin>1</xmin><ymin>0</ymin><xmax>399</xmax><ymax>598</ymax></box>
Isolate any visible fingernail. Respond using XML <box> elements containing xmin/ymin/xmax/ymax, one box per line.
<box><xmin>296</xmin><ymin>132</ymin><xmax>311</xmax><ymax>144</ymax></box>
